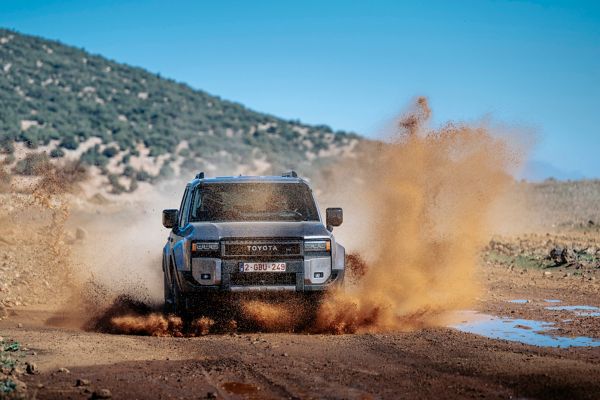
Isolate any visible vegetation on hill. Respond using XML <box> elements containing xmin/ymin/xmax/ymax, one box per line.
<box><xmin>0</xmin><ymin>28</ymin><xmax>361</xmax><ymax>192</ymax></box>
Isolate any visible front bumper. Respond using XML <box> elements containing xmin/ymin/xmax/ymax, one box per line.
<box><xmin>177</xmin><ymin>259</ymin><xmax>344</xmax><ymax>293</ymax></box>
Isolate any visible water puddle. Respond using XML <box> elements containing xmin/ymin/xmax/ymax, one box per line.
<box><xmin>544</xmin><ymin>299</ymin><xmax>562</xmax><ymax>303</ymax></box>
<box><xmin>223</xmin><ymin>382</ymin><xmax>260</xmax><ymax>398</ymax></box>
<box><xmin>545</xmin><ymin>305</ymin><xmax>600</xmax><ymax>317</ymax></box>
<box><xmin>452</xmin><ymin>311</ymin><xmax>600</xmax><ymax>347</ymax></box>
<box><xmin>508</xmin><ymin>299</ymin><xmax>529</xmax><ymax>304</ymax></box>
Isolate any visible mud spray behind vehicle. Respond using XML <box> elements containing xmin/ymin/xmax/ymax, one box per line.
<box><xmin>161</xmin><ymin>171</ymin><xmax>345</xmax><ymax>320</ymax></box>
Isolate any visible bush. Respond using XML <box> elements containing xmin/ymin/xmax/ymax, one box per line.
<box><xmin>158</xmin><ymin>163</ymin><xmax>174</xmax><ymax>178</ymax></box>
<box><xmin>0</xmin><ymin>138</ymin><xmax>15</xmax><ymax>154</ymax></box>
<box><xmin>50</xmin><ymin>148</ymin><xmax>65</xmax><ymax>158</ymax></box>
<box><xmin>108</xmin><ymin>173</ymin><xmax>127</xmax><ymax>194</ymax></box>
<box><xmin>136</xmin><ymin>169</ymin><xmax>152</xmax><ymax>182</ymax></box>
<box><xmin>60</xmin><ymin>135</ymin><xmax>79</xmax><ymax>150</ymax></box>
<box><xmin>128</xmin><ymin>178</ymin><xmax>138</xmax><ymax>192</ymax></box>
<box><xmin>123</xmin><ymin>165</ymin><xmax>135</xmax><ymax>177</ymax></box>
<box><xmin>19</xmin><ymin>130</ymin><xmax>40</xmax><ymax>149</ymax></box>
<box><xmin>102</xmin><ymin>146</ymin><xmax>119</xmax><ymax>158</ymax></box>
<box><xmin>81</xmin><ymin>145</ymin><xmax>109</xmax><ymax>167</ymax></box>
<box><xmin>13</xmin><ymin>152</ymin><xmax>50</xmax><ymax>175</ymax></box>
<box><xmin>178</xmin><ymin>148</ymin><xmax>190</xmax><ymax>157</ymax></box>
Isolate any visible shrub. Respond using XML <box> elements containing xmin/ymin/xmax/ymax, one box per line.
<box><xmin>136</xmin><ymin>169</ymin><xmax>152</xmax><ymax>182</ymax></box>
<box><xmin>13</xmin><ymin>152</ymin><xmax>50</xmax><ymax>175</ymax></box>
<box><xmin>128</xmin><ymin>178</ymin><xmax>138</xmax><ymax>192</ymax></box>
<box><xmin>158</xmin><ymin>163</ymin><xmax>174</xmax><ymax>178</ymax></box>
<box><xmin>81</xmin><ymin>145</ymin><xmax>109</xmax><ymax>167</ymax></box>
<box><xmin>60</xmin><ymin>135</ymin><xmax>79</xmax><ymax>150</ymax></box>
<box><xmin>50</xmin><ymin>148</ymin><xmax>65</xmax><ymax>158</ymax></box>
<box><xmin>108</xmin><ymin>173</ymin><xmax>127</xmax><ymax>194</ymax></box>
<box><xmin>102</xmin><ymin>146</ymin><xmax>119</xmax><ymax>158</ymax></box>
<box><xmin>123</xmin><ymin>165</ymin><xmax>135</xmax><ymax>177</ymax></box>
<box><xmin>178</xmin><ymin>148</ymin><xmax>190</xmax><ymax>157</ymax></box>
<box><xmin>0</xmin><ymin>138</ymin><xmax>15</xmax><ymax>154</ymax></box>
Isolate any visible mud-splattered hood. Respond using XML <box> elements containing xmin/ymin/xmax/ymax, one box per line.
<box><xmin>188</xmin><ymin>221</ymin><xmax>331</xmax><ymax>240</ymax></box>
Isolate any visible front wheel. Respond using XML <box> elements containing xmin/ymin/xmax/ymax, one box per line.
<box><xmin>164</xmin><ymin>270</ymin><xmax>188</xmax><ymax>319</ymax></box>
<box><xmin>163</xmin><ymin>272</ymin><xmax>175</xmax><ymax>314</ymax></box>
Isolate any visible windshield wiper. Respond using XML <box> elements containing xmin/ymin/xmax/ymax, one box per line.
<box><xmin>277</xmin><ymin>210</ymin><xmax>305</xmax><ymax>220</ymax></box>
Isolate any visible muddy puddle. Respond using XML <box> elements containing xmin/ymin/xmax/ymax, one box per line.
<box><xmin>223</xmin><ymin>382</ymin><xmax>261</xmax><ymax>399</ymax></box>
<box><xmin>452</xmin><ymin>310</ymin><xmax>600</xmax><ymax>347</ymax></box>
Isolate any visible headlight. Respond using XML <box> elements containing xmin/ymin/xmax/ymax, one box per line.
<box><xmin>304</xmin><ymin>240</ymin><xmax>331</xmax><ymax>252</ymax></box>
<box><xmin>192</xmin><ymin>242</ymin><xmax>220</xmax><ymax>252</ymax></box>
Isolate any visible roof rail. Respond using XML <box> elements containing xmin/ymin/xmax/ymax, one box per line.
<box><xmin>282</xmin><ymin>170</ymin><xmax>298</xmax><ymax>178</ymax></box>
<box><xmin>195</xmin><ymin>171</ymin><xmax>205</xmax><ymax>179</ymax></box>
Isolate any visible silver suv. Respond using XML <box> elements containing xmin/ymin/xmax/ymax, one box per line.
<box><xmin>161</xmin><ymin>171</ymin><xmax>345</xmax><ymax>316</ymax></box>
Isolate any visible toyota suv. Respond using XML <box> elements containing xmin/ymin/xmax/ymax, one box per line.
<box><xmin>161</xmin><ymin>171</ymin><xmax>345</xmax><ymax>317</ymax></box>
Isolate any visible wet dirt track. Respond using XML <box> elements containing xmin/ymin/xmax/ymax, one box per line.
<box><xmin>2</xmin><ymin>308</ymin><xmax>600</xmax><ymax>400</ymax></box>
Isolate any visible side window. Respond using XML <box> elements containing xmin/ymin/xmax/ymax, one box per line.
<box><xmin>190</xmin><ymin>188</ymin><xmax>202</xmax><ymax>221</ymax></box>
<box><xmin>178</xmin><ymin>187</ymin><xmax>191</xmax><ymax>228</ymax></box>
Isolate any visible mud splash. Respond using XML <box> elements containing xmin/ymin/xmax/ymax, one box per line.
<box><xmin>314</xmin><ymin>97</ymin><xmax>520</xmax><ymax>333</ymax></box>
<box><xmin>85</xmin><ymin>295</ymin><xmax>218</xmax><ymax>337</ymax></box>
<box><xmin>240</xmin><ymin>300</ymin><xmax>298</xmax><ymax>332</ymax></box>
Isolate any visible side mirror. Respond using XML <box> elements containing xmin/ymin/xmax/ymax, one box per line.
<box><xmin>326</xmin><ymin>207</ymin><xmax>343</xmax><ymax>231</ymax></box>
<box><xmin>162</xmin><ymin>209</ymin><xmax>178</xmax><ymax>229</ymax></box>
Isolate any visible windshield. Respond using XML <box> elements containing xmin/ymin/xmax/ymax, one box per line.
<box><xmin>189</xmin><ymin>182</ymin><xmax>320</xmax><ymax>222</ymax></box>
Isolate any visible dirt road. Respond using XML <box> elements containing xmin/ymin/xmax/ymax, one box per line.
<box><xmin>2</xmin><ymin>285</ymin><xmax>600</xmax><ymax>400</ymax></box>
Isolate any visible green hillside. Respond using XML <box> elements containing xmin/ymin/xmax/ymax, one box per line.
<box><xmin>0</xmin><ymin>28</ymin><xmax>361</xmax><ymax>192</ymax></box>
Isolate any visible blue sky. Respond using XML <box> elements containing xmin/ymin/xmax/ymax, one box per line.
<box><xmin>1</xmin><ymin>0</ymin><xmax>598</xmax><ymax>178</ymax></box>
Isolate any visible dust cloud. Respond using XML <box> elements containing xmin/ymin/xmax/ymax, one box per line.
<box><xmin>314</xmin><ymin>97</ymin><xmax>521</xmax><ymax>333</ymax></box>
<box><xmin>2</xmin><ymin>96</ymin><xmax>523</xmax><ymax>336</ymax></box>
<box><xmin>72</xmin><ymin>97</ymin><xmax>520</xmax><ymax>335</ymax></box>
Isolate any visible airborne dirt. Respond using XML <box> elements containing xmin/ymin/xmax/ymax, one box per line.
<box><xmin>2</xmin><ymin>99</ymin><xmax>600</xmax><ymax>399</ymax></box>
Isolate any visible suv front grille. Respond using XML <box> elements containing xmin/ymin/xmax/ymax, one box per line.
<box><xmin>229</xmin><ymin>272</ymin><xmax>296</xmax><ymax>286</ymax></box>
<box><xmin>223</xmin><ymin>239</ymin><xmax>302</xmax><ymax>258</ymax></box>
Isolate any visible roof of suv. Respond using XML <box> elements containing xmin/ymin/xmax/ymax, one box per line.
<box><xmin>189</xmin><ymin>175</ymin><xmax>309</xmax><ymax>186</ymax></box>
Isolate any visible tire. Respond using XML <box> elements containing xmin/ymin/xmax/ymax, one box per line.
<box><xmin>163</xmin><ymin>271</ymin><xmax>175</xmax><ymax>314</ymax></box>
<box><xmin>170</xmin><ymin>275</ymin><xmax>190</xmax><ymax>320</ymax></box>
<box><xmin>163</xmin><ymin>259</ymin><xmax>188</xmax><ymax>318</ymax></box>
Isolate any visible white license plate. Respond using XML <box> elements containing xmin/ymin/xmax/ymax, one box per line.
<box><xmin>240</xmin><ymin>262</ymin><xmax>286</xmax><ymax>272</ymax></box>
